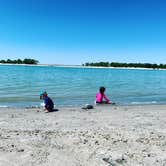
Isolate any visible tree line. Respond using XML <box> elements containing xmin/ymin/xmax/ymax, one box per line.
<box><xmin>83</xmin><ymin>62</ymin><xmax>166</xmax><ymax>69</ymax></box>
<box><xmin>0</xmin><ymin>59</ymin><xmax>39</xmax><ymax>65</ymax></box>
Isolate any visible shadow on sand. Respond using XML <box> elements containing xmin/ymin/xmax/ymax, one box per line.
<box><xmin>49</xmin><ymin>109</ymin><xmax>59</xmax><ymax>112</ymax></box>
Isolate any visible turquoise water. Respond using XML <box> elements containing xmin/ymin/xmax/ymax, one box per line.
<box><xmin>1</xmin><ymin>65</ymin><xmax>166</xmax><ymax>107</ymax></box>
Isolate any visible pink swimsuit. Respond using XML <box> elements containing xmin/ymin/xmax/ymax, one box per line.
<box><xmin>96</xmin><ymin>92</ymin><xmax>110</xmax><ymax>103</ymax></box>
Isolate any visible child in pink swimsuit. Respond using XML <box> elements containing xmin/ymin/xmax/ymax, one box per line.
<box><xmin>96</xmin><ymin>87</ymin><xmax>111</xmax><ymax>104</ymax></box>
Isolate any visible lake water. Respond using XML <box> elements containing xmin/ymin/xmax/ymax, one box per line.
<box><xmin>0</xmin><ymin>65</ymin><xmax>166</xmax><ymax>107</ymax></box>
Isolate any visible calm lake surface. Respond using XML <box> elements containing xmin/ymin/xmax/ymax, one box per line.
<box><xmin>0</xmin><ymin>65</ymin><xmax>166</xmax><ymax>107</ymax></box>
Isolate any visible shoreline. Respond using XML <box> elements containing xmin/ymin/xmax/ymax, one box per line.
<box><xmin>1</xmin><ymin>102</ymin><xmax>166</xmax><ymax>109</ymax></box>
<box><xmin>1</xmin><ymin>63</ymin><xmax>166</xmax><ymax>71</ymax></box>
<box><xmin>1</xmin><ymin>103</ymin><xmax>166</xmax><ymax>111</ymax></box>
<box><xmin>0</xmin><ymin>104</ymin><xmax>166</xmax><ymax>165</ymax></box>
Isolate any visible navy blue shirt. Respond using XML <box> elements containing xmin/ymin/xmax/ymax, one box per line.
<box><xmin>44</xmin><ymin>96</ymin><xmax>54</xmax><ymax>109</ymax></box>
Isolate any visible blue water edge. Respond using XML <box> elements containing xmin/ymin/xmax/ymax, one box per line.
<box><xmin>0</xmin><ymin>65</ymin><xmax>166</xmax><ymax>108</ymax></box>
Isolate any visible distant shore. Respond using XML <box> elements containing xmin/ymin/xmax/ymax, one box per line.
<box><xmin>1</xmin><ymin>63</ymin><xmax>166</xmax><ymax>70</ymax></box>
<box><xmin>0</xmin><ymin>104</ymin><xmax>166</xmax><ymax>166</ymax></box>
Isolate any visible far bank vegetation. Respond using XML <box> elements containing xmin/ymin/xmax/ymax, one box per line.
<box><xmin>83</xmin><ymin>62</ymin><xmax>166</xmax><ymax>69</ymax></box>
<box><xmin>0</xmin><ymin>59</ymin><xmax>39</xmax><ymax>65</ymax></box>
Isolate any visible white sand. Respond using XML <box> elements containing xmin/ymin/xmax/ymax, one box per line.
<box><xmin>0</xmin><ymin>104</ymin><xmax>166</xmax><ymax>166</ymax></box>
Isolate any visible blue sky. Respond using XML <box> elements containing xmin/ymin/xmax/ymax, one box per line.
<box><xmin>0</xmin><ymin>0</ymin><xmax>165</xmax><ymax>64</ymax></box>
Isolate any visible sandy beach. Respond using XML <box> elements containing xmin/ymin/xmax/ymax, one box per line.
<box><xmin>0</xmin><ymin>104</ymin><xmax>166</xmax><ymax>166</ymax></box>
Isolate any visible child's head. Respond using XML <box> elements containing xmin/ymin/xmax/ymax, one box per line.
<box><xmin>40</xmin><ymin>91</ymin><xmax>47</xmax><ymax>99</ymax></box>
<box><xmin>99</xmin><ymin>86</ymin><xmax>106</xmax><ymax>94</ymax></box>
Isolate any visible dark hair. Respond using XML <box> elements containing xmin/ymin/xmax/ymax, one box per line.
<box><xmin>99</xmin><ymin>86</ymin><xmax>105</xmax><ymax>93</ymax></box>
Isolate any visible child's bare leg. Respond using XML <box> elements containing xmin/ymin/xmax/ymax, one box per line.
<box><xmin>44</xmin><ymin>106</ymin><xmax>50</xmax><ymax>113</ymax></box>
<box><xmin>44</xmin><ymin>109</ymin><xmax>49</xmax><ymax>113</ymax></box>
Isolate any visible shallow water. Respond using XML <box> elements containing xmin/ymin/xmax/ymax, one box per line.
<box><xmin>0</xmin><ymin>65</ymin><xmax>166</xmax><ymax>107</ymax></box>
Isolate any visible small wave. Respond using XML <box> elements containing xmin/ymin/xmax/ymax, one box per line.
<box><xmin>0</xmin><ymin>105</ymin><xmax>8</xmax><ymax>108</ymax></box>
<box><xmin>131</xmin><ymin>101</ymin><xmax>157</xmax><ymax>105</ymax></box>
<box><xmin>25</xmin><ymin>105</ymin><xmax>41</xmax><ymax>109</ymax></box>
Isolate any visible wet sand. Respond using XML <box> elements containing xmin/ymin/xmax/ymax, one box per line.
<box><xmin>0</xmin><ymin>104</ymin><xmax>166</xmax><ymax>166</ymax></box>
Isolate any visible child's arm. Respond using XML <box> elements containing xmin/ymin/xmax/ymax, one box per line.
<box><xmin>103</xmin><ymin>94</ymin><xmax>111</xmax><ymax>103</ymax></box>
<box><xmin>44</xmin><ymin>98</ymin><xmax>49</xmax><ymax>107</ymax></box>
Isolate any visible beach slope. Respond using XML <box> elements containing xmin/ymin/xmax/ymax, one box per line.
<box><xmin>0</xmin><ymin>105</ymin><xmax>166</xmax><ymax>166</ymax></box>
